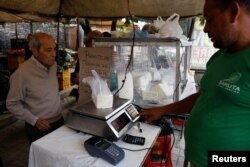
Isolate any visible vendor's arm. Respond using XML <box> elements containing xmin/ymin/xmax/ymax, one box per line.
<box><xmin>140</xmin><ymin>92</ymin><xmax>200</xmax><ymax>123</ymax></box>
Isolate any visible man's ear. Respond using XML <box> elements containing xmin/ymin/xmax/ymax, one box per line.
<box><xmin>229</xmin><ymin>1</ymin><xmax>241</xmax><ymax>23</ymax></box>
<box><xmin>31</xmin><ymin>47</ymin><xmax>38</xmax><ymax>57</ymax></box>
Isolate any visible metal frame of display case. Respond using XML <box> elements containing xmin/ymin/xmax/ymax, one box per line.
<box><xmin>93</xmin><ymin>37</ymin><xmax>191</xmax><ymax>102</ymax></box>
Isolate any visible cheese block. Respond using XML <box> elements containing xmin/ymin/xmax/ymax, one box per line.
<box><xmin>142</xmin><ymin>83</ymin><xmax>170</xmax><ymax>101</ymax></box>
<box><xmin>92</xmin><ymin>94</ymin><xmax>113</xmax><ymax>109</ymax></box>
<box><xmin>151</xmin><ymin>83</ymin><xmax>170</xmax><ymax>99</ymax></box>
<box><xmin>132</xmin><ymin>72</ymin><xmax>151</xmax><ymax>90</ymax></box>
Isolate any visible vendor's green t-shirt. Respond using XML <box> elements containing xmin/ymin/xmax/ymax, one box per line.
<box><xmin>185</xmin><ymin>47</ymin><xmax>250</xmax><ymax>167</ymax></box>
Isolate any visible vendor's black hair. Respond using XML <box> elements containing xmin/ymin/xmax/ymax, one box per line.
<box><xmin>215</xmin><ymin>0</ymin><xmax>250</xmax><ymax>12</ymax></box>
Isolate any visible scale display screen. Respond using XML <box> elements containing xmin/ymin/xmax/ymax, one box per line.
<box><xmin>111</xmin><ymin>113</ymin><xmax>130</xmax><ymax>133</ymax></box>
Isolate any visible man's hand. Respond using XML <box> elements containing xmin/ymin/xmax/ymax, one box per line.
<box><xmin>139</xmin><ymin>108</ymin><xmax>164</xmax><ymax>123</ymax></box>
<box><xmin>35</xmin><ymin>118</ymin><xmax>51</xmax><ymax>131</ymax></box>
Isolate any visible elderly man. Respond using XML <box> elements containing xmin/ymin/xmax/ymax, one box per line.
<box><xmin>7</xmin><ymin>32</ymin><xmax>64</xmax><ymax>144</ymax></box>
<box><xmin>140</xmin><ymin>0</ymin><xmax>250</xmax><ymax>166</ymax></box>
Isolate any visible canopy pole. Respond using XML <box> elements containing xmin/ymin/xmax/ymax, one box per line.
<box><xmin>15</xmin><ymin>23</ymin><xmax>18</xmax><ymax>39</ymax></box>
<box><xmin>29</xmin><ymin>21</ymin><xmax>33</xmax><ymax>34</ymax></box>
<box><xmin>111</xmin><ymin>20</ymin><xmax>117</xmax><ymax>31</ymax></box>
<box><xmin>56</xmin><ymin>0</ymin><xmax>65</xmax><ymax>57</ymax></box>
<box><xmin>76</xmin><ymin>17</ymin><xmax>79</xmax><ymax>50</ymax></box>
<box><xmin>56</xmin><ymin>20</ymin><xmax>60</xmax><ymax>49</ymax></box>
<box><xmin>63</xmin><ymin>23</ymin><xmax>66</xmax><ymax>48</ymax></box>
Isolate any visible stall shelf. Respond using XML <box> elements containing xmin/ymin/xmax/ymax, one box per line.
<box><xmin>93</xmin><ymin>37</ymin><xmax>192</xmax><ymax>105</ymax></box>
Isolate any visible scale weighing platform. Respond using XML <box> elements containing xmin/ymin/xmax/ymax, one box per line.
<box><xmin>66</xmin><ymin>97</ymin><xmax>140</xmax><ymax>141</ymax></box>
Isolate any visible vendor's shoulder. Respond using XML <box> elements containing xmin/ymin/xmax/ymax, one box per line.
<box><xmin>206</xmin><ymin>49</ymin><xmax>224</xmax><ymax>65</ymax></box>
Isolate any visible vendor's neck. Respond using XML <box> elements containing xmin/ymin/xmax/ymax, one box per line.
<box><xmin>227</xmin><ymin>41</ymin><xmax>250</xmax><ymax>53</ymax></box>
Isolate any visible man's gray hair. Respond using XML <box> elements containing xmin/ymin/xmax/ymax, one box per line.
<box><xmin>28</xmin><ymin>33</ymin><xmax>42</xmax><ymax>50</ymax></box>
<box><xmin>28</xmin><ymin>32</ymin><xmax>53</xmax><ymax>50</ymax></box>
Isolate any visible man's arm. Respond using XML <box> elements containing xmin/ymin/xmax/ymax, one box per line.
<box><xmin>6</xmin><ymin>71</ymin><xmax>38</xmax><ymax>126</ymax></box>
<box><xmin>140</xmin><ymin>92</ymin><xmax>200</xmax><ymax>123</ymax></box>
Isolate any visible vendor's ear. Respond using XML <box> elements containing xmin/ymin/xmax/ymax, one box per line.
<box><xmin>228</xmin><ymin>1</ymin><xmax>241</xmax><ymax>23</ymax></box>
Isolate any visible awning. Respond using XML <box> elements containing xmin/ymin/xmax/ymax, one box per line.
<box><xmin>0</xmin><ymin>0</ymin><xmax>204</xmax><ymax>22</ymax></box>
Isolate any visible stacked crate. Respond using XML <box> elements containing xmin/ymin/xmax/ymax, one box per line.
<box><xmin>143</xmin><ymin>135</ymin><xmax>172</xmax><ymax>167</ymax></box>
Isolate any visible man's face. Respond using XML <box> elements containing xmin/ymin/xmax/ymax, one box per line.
<box><xmin>33</xmin><ymin>36</ymin><xmax>56</xmax><ymax>68</ymax></box>
<box><xmin>203</xmin><ymin>0</ymin><xmax>236</xmax><ymax>49</ymax></box>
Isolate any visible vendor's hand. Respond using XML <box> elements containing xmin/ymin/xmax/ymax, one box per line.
<box><xmin>35</xmin><ymin>118</ymin><xmax>51</xmax><ymax>131</ymax></box>
<box><xmin>139</xmin><ymin>108</ymin><xmax>163</xmax><ymax>123</ymax></box>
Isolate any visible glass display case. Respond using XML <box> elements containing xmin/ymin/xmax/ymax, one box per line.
<box><xmin>93</xmin><ymin>37</ymin><xmax>192</xmax><ymax>106</ymax></box>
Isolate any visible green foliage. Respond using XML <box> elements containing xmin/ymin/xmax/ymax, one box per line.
<box><xmin>198</xmin><ymin>16</ymin><xmax>205</xmax><ymax>26</ymax></box>
<box><xmin>57</xmin><ymin>49</ymin><xmax>72</xmax><ymax>72</ymax></box>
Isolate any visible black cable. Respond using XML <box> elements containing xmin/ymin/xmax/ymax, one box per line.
<box><xmin>120</xmin><ymin>147</ymin><xmax>153</xmax><ymax>152</ymax></box>
<box><xmin>114</xmin><ymin>0</ymin><xmax>135</xmax><ymax>97</ymax></box>
<box><xmin>159</xmin><ymin>117</ymin><xmax>175</xmax><ymax>167</ymax></box>
<box><xmin>173</xmin><ymin>79</ymin><xmax>181</xmax><ymax>102</ymax></box>
<box><xmin>154</xmin><ymin>120</ymin><xmax>170</xmax><ymax>167</ymax></box>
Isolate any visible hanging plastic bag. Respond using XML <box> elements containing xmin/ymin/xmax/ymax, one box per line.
<box><xmin>82</xmin><ymin>70</ymin><xmax>113</xmax><ymax>109</ymax></box>
<box><xmin>158</xmin><ymin>13</ymin><xmax>188</xmax><ymax>40</ymax></box>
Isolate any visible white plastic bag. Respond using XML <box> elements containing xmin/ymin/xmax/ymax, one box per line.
<box><xmin>82</xmin><ymin>70</ymin><xmax>113</xmax><ymax>108</ymax></box>
<box><xmin>158</xmin><ymin>13</ymin><xmax>188</xmax><ymax>40</ymax></box>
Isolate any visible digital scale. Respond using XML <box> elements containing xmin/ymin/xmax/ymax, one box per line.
<box><xmin>66</xmin><ymin>97</ymin><xmax>140</xmax><ymax>141</ymax></box>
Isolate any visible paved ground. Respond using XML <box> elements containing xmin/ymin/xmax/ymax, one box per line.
<box><xmin>0</xmin><ymin>92</ymin><xmax>76</xmax><ymax>167</ymax></box>
<box><xmin>0</xmin><ymin>118</ymin><xmax>29</xmax><ymax>167</ymax></box>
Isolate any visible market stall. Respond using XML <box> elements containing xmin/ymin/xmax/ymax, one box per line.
<box><xmin>0</xmin><ymin>1</ymin><xmax>202</xmax><ymax>166</ymax></box>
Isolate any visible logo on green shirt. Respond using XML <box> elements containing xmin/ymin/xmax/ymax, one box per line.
<box><xmin>217</xmin><ymin>72</ymin><xmax>241</xmax><ymax>94</ymax></box>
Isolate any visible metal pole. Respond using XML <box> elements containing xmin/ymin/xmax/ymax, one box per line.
<box><xmin>64</xmin><ymin>23</ymin><xmax>66</xmax><ymax>48</ymax></box>
<box><xmin>56</xmin><ymin>0</ymin><xmax>65</xmax><ymax>58</ymax></box>
<box><xmin>15</xmin><ymin>23</ymin><xmax>18</xmax><ymax>39</ymax></box>
<box><xmin>29</xmin><ymin>22</ymin><xmax>33</xmax><ymax>34</ymax></box>
<box><xmin>76</xmin><ymin>18</ymin><xmax>79</xmax><ymax>50</ymax></box>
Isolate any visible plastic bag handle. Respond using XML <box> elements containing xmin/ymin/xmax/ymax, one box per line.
<box><xmin>167</xmin><ymin>13</ymin><xmax>180</xmax><ymax>22</ymax></box>
<box><xmin>156</xmin><ymin>16</ymin><xmax>164</xmax><ymax>22</ymax></box>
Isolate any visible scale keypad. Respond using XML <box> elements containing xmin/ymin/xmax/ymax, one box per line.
<box><xmin>125</xmin><ymin>105</ymin><xmax>139</xmax><ymax>120</ymax></box>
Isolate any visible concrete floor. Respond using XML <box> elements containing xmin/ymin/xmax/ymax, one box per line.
<box><xmin>0</xmin><ymin>118</ymin><xmax>29</xmax><ymax>167</ymax></box>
